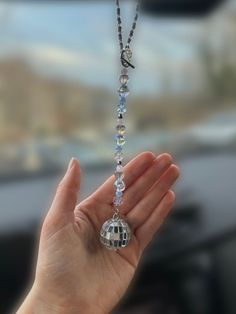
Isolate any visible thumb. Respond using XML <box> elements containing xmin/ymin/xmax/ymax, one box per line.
<box><xmin>47</xmin><ymin>157</ymin><xmax>81</xmax><ymax>224</ymax></box>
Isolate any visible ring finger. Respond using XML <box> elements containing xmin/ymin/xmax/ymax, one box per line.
<box><xmin>127</xmin><ymin>164</ymin><xmax>179</xmax><ymax>230</ymax></box>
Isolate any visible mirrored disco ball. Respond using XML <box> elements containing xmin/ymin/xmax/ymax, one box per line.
<box><xmin>100</xmin><ymin>217</ymin><xmax>131</xmax><ymax>250</ymax></box>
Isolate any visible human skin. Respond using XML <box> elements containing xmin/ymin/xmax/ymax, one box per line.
<box><xmin>17</xmin><ymin>152</ymin><xmax>180</xmax><ymax>314</ymax></box>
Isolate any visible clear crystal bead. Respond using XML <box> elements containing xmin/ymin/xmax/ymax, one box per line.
<box><xmin>117</xmin><ymin>117</ymin><xmax>124</xmax><ymax>124</ymax></box>
<box><xmin>114</xmin><ymin>179</ymin><xmax>126</xmax><ymax>192</ymax></box>
<box><xmin>116</xmin><ymin>124</ymin><xmax>126</xmax><ymax>135</ymax></box>
<box><xmin>115</xmin><ymin>165</ymin><xmax>124</xmax><ymax>179</ymax></box>
<box><xmin>121</xmin><ymin>68</ymin><xmax>128</xmax><ymax>75</ymax></box>
<box><xmin>119</xmin><ymin>74</ymin><xmax>129</xmax><ymax>85</ymax></box>
<box><xmin>115</xmin><ymin>172</ymin><xmax>124</xmax><ymax>180</ymax></box>
<box><xmin>116</xmin><ymin>164</ymin><xmax>124</xmax><ymax>173</ymax></box>
<box><xmin>117</xmin><ymin>174</ymin><xmax>124</xmax><ymax>181</ymax></box>
<box><xmin>115</xmin><ymin>151</ymin><xmax>124</xmax><ymax>162</ymax></box>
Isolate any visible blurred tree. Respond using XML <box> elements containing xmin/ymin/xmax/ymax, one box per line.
<box><xmin>199</xmin><ymin>9</ymin><xmax>236</xmax><ymax>102</ymax></box>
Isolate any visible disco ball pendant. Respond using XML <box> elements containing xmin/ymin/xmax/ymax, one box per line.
<box><xmin>100</xmin><ymin>214</ymin><xmax>131</xmax><ymax>250</ymax></box>
<box><xmin>100</xmin><ymin>46</ymin><xmax>134</xmax><ymax>251</ymax></box>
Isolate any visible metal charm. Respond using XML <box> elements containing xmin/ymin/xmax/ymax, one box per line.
<box><xmin>100</xmin><ymin>214</ymin><xmax>131</xmax><ymax>250</ymax></box>
<box><xmin>121</xmin><ymin>47</ymin><xmax>135</xmax><ymax>69</ymax></box>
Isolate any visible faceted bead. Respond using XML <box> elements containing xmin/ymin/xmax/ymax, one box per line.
<box><xmin>116</xmin><ymin>190</ymin><xmax>123</xmax><ymax>198</ymax></box>
<box><xmin>114</xmin><ymin>179</ymin><xmax>126</xmax><ymax>192</ymax></box>
<box><xmin>118</xmin><ymin>96</ymin><xmax>127</xmax><ymax>107</ymax></box>
<box><xmin>118</xmin><ymin>85</ymin><xmax>130</xmax><ymax>98</ymax></box>
<box><xmin>115</xmin><ymin>165</ymin><xmax>124</xmax><ymax>179</ymax></box>
<box><xmin>113</xmin><ymin>190</ymin><xmax>123</xmax><ymax>206</ymax></box>
<box><xmin>119</xmin><ymin>74</ymin><xmax>129</xmax><ymax>85</ymax></box>
<box><xmin>119</xmin><ymin>95</ymin><xmax>126</xmax><ymax>106</ymax></box>
<box><xmin>116</xmin><ymin>124</ymin><xmax>126</xmax><ymax>135</ymax></box>
<box><xmin>116</xmin><ymin>135</ymin><xmax>126</xmax><ymax>146</ymax></box>
<box><xmin>115</xmin><ymin>145</ymin><xmax>122</xmax><ymax>152</ymax></box>
<box><xmin>115</xmin><ymin>172</ymin><xmax>124</xmax><ymax>181</ymax></box>
<box><xmin>115</xmin><ymin>151</ymin><xmax>124</xmax><ymax>162</ymax></box>
<box><xmin>117</xmin><ymin>106</ymin><xmax>127</xmax><ymax>114</ymax></box>
<box><xmin>113</xmin><ymin>196</ymin><xmax>123</xmax><ymax>206</ymax></box>
<box><xmin>116</xmin><ymin>164</ymin><xmax>124</xmax><ymax>173</ymax></box>
<box><xmin>121</xmin><ymin>68</ymin><xmax>128</xmax><ymax>75</ymax></box>
<box><xmin>116</xmin><ymin>172</ymin><xmax>124</xmax><ymax>180</ymax></box>
<box><xmin>117</xmin><ymin>118</ymin><xmax>124</xmax><ymax>126</ymax></box>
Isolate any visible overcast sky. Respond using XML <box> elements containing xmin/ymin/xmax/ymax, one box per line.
<box><xmin>0</xmin><ymin>1</ymin><xmax>207</xmax><ymax>95</ymax></box>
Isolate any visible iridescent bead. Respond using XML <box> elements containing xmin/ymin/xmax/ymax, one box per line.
<box><xmin>119</xmin><ymin>74</ymin><xmax>129</xmax><ymax>85</ymax></box>
<box><xmin>116</xmin><ymin>164</ymin><xmax>124</xmax><ymax>173</ymax></box>
<box><xmin>115</xmin><ymin>165</ymin><xmax>124</xmax><ymax>179</ymax></box>
<box><xmin>114</xmin><ymin>179</ymin><xmax>126</xmax><ymax>192</ymax></box>
<box><xmin>117</xmin><ymin>106</ymin><xmax>127</xmax><ymax>114</ymax></box>
<box><xmin>119</xmin><ymin>95</ymin><xmax>126</xmax><ymax>106</ymax></box>
<box><xmin>119</xmin><ymin>99</ymin><xmax>126</xmax><ymax>107</ymax></box>
<box><xmin>115</xmin><ymin>145</ymin><xmax>122</xmax><ymax>152</ymax></box>
<box><xmin>114</xmin><ymin>191</ymin><xmax>123</xmax><ymax>206</ymax></box>
<box><xmin>113</xmin><ymin>196</ymin><xmax>123</xmax><ymax>206</ymax></box>
<box><xmin>116</xmin><ymin>135</ymin><xmax>126</xmax><ymax>146</ymax></box>
<box><xmin>118</xmin><ymin>85</ymin><xmax>129</xmax><ymax>98</ymax></box>
<box><xmin>116</xmin><ymin>124</ymin><xmax>126</xmax><ymax>135</ymax></box>
<box><xmin>115</xmin><ymin>151</ymin><xmax>124</xmax><ymax>162</ymax></box>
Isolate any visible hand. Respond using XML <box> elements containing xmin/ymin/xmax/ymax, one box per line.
<box><xmin>17</xmin><ymin>152</ymin><xmax>179</xmax><ymax>314</ymax></box>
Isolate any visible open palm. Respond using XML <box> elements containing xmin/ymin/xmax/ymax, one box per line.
<box><xmin>19</xmin><ymin>152</ymin><xmax>179</xmax><ymax>314</ymax></box>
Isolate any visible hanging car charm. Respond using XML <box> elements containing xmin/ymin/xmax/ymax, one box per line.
<box><xmin>100</xmin><ymin>0</ymin><xmax>139</xmax><ymax>250</ymax></box>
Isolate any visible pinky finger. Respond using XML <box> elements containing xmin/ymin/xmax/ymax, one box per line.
<box><xmin>135</xmin><ymin>190</ymin><xmax>175</xmax><ymax>252</ymax></box>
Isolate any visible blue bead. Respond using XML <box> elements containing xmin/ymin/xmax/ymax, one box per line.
<box><xmin>120</xmin><ymin>94</ymin><xmax>126</xmax><ymax>100</ymax></box>
<box><xmin>116</xmin><ymin>191</ymin><xmax>123</xmax><ymax>197</ymax></box>
<box><xmin>120</xmin><ymin>92</ymin><xmax>129</xmax><ymax>98</ymax></box>
<box><xmin>119</xmin><ymin>95</ymin><xmax>126</xmax><ymax>106</ymax></box>
<box><xmin>118</xmin><ymin>86</ymin><xmax>130</xmax><ymax>98</ymax></box>
<box><xmin>116</xmin><ymin>145</ymin><xmax>122</xmax><ymax>152</ymax></box>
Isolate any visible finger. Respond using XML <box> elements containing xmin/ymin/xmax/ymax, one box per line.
<box><xmin>127</xmin><ymin>165</ymin><xmax>179</xmax><ymax>229</ymax></box>
<box><xmin>135</xmin><ymin>190</ymin><xmax>175</xmax><ymax>251</ymax></box>
<box><xmin>91</xmin><ymin>151</ymin><xmax>155</xmax><ymax>204</ymax></box>
<box><xmin>48</xmin><ymin>158</ymin><xmax>81</xmax><ymax>221</ymax></box>
<box><xmin>120</xmin><ymin>153</ymin><xmax>173</xmax><ymax>214</ymax></box>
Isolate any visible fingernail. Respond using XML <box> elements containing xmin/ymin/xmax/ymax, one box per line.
<box><xmin>67</xmin><ymin>157</ymin><xmax>76</xmax><ymax>171</ymax></box>
<box><xmin>157</xmin><ymin>157</ymin><xmax>168</xmax><ymax>170</ymax></box>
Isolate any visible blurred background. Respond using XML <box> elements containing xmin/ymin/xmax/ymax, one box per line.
<box><xmin>0</xmin><ymin>0</ymin><xmax>236</xmax><ymax>313</ymax></box>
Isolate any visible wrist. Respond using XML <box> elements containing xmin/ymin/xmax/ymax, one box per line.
<box><xmin>17</xmin><ymin>286</ymin><xmax>65</xmax><ymax>314</ymax></box>
<box><xmin>17</xmin><ymin>283</ymin><xmax>106</xmax><ymax>314</ymax></box>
